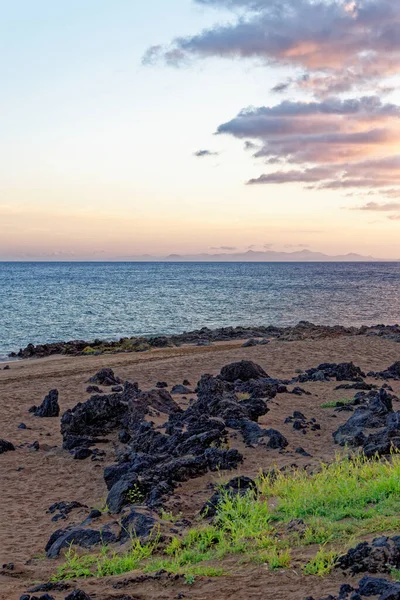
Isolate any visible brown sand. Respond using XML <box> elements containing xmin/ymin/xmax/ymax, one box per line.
<box><xmin>0</xmin><ymin>336</ymin><xmax>399</xmax><ymax>600</ymax></box>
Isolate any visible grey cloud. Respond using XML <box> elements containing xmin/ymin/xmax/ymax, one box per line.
<box><xmin>142</xmin><ymin>45</ymin><xmax>163</xmax><ymax>65</ymax></box>
<box><xmin>147</xmin><ymin>0</ymin><xmax>400</xmax><ymax>197</ymax></box>
<box><xmin>271</xmin><ymin>81</ymin><xmax>292</xmax><ymax>93</ymax></box>
<box><xmin>247</xmin><ymin>154</ymin><xmax>400</xmax><ymax>195</ymax></box>
<box><xmin>244</xmin><ymin>140</ymin><xmax>258</xmax><ymax>150</ymax></box>
<box><xmin>194</xmin><ymin>149</ymin><xmax>219</xmax><ymax>157</ymax></box>
<box><xmin>149</xmin><ymin>0</ymin><xmax>400</xmax><ymax>95</ymax></box>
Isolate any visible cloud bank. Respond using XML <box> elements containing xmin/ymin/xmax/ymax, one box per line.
<box><xmin>146</xmin><ymin>0</ymin><xmax>400</xmax><ymax>212</ymax></box>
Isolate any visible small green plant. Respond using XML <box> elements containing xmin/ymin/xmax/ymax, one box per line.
<box><xmin>184</xmin><ymin>574</ymin><xmax>196</xmax><ymax>585</ymax></box>
<box><xmin>302</xmin><ymin>547</ymin><xmax>338</xmax><ymax>576</ymax></box>
<box><xmin>126</xmin><ymin>484</ymin><xmax>145</xmax><ymax>504</ymax></box>
<box><xmin>390</xmin><ymin>567</ymin><xmax>400</xmax><ymax>581</ymax></box>
<box><xmin>257</xmin><ymin>547</ymin><xmax>291</xmax><ymax>570</ymax></box>
<box><xmin>82</xmin><ymin>346</ymin><xmax>96</xmax><ymax>355</ymax></box>
<box><xmin>160</xmin><ymin>509</ymin><xmax>183</xmax><ymax>523</ymax></box>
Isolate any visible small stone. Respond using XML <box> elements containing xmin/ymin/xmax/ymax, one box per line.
<box><xmin>72</xmin><ymin>447</ymin><xmax>93</xmax><ymax>460</ymax></box>
<box><xmin>0</xmin><ymin>439</ymin><xmax>15</xmax><ymax>454</ymax></box>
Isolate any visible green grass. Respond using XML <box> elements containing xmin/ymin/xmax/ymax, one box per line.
<box><xmin>320</xmin><ymin>398</ymin><xmax>353</xmax><ymax>408</ymax></box>
<box><xmin>52</xmin><ymin>536</ymin><xmax>159</xmax><ymax>581</ymax></box>
<box><xmin>260</xmin><ymin>453</ymin><xmax>400</xmax><ymax>522</ymax></box>
<box><xmin>53</xmin><ymin>453</ymin><xmax>400</xmax><ymax>582</ymax></box>
<box><xmin>302</xmin><ymin>547</ymin><xmax>339</xmax><ymax>576</ymax></box>
<box><xmin>391</xmin><ymin>568</ymin><xmax>400</xmax><ymax>582</ymax></box>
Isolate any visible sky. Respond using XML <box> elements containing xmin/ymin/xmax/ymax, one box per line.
<box><xmin>1</xmin><ymin>0</ymin><xmax>400</xmax><ymax>260</ymax></box>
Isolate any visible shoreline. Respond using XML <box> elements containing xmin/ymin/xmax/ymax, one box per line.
<box><xmin>3</xmin><ymin>320</ymin><xmax>400</xmax><ymax>362</ymax></box>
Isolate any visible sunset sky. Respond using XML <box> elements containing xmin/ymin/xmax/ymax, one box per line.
<box><xmin>1</xmin><ymin>0</ymin><xmax>400</xmax><ymax>260</ymax></box>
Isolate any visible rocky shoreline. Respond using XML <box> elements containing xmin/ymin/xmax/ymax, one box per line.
<box><xmin>9</xmin><ymin>321</ymin><xmax>400</xmax><ymax>360</ymax></box>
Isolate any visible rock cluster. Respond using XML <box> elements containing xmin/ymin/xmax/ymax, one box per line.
<box><xmin>337</xmin><ymin>536</ymin><xmax>400</xmax><ymax>575</ymax></box>
<box><xmin>47</xmin><ymin>360</ymin><xmax>289</xmax><ymax>557</ymax></box>
<box><xmin>368</xmin><ymin>361</ymin><xmax>400</xmax><ymax>381</ymax></box>
<box><xmin>13</xmin><ymin>321</ymin><xmax>400</xmax><ymax>359</ymax></box>
<box><xmin>306</xmin><ymin>576</ymin><xmax>400</xmax><ymax>600</ymax></box>
<box><xmin>333</xmin><ymin>388</ymin><xmax>400</xmax><ymax>456</ymax></box>
<box><xmin>296</xmin><ymin>362</ymin><xmax>365</xmax><ymax>383</ymax></box>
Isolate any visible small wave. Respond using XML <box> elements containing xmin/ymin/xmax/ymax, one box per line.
<box><xmin>0</xmin><ymin>354</ymin><xmax>18</xmax><ymax>364</ymax></box>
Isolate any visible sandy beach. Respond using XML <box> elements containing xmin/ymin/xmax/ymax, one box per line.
<box><xmin>1</xmin><ymin>334</ymin><xmax>400</xmax><ymax>599</ymax></box>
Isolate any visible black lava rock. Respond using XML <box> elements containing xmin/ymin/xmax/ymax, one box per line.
<box><xmin>31</xmin><ymin>389</ymin><xmax>60</xmax><ymax>418</ymax></box>
<box><xmin>0</xmin><ymin>439</ymin><xmax>15</xmax><ymax>454</ymax></box>
<box><xmin>220</xmin><ymin>360</ymin><xmax>269</xmax><ymax>382</ymax></box>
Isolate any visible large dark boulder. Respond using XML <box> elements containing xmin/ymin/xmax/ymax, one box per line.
<box><xmin>333</xmin><ymin>389</ymin><xmax>400</xmax><ymax>456</ymax></box>
<box><xmin>238</xmin><ymin>397</ymin><xmax>269</xmax><ymax>421</ymax></box>
<box><xmin>369</xmin><ymin>362</ymin><xmax>400</xmax><ymax>381</ymax></box>
<box><xmin>30</xmin><ymin>389</ymin><xmax>60</xmax><ymax>418</ymax></box>
<box><xmin>45</xmin><ymin>527</ymin><xmax>116</xmax><ymax>558</ymax></box>
<box><xmin>89</xmin><ymin>368</ymin><xmax>121</xmax><ymax>386</ymax></box>
<box><xmin>298</xmin><ymin>362</ymin><xmax>365</xmax><ymax>383</ymax></box>
<box><xmin>363</xmin><ymin>427</ymin><xmax>400</xmax><ymax>458</ymax></box>
<box><xmin>0</xmin><ymin>439</ymin><xmax>15</xmax><ymax>454</ymax></box>
<box><xmin>337</xmin><ymin>536</ymin><xmax>400</xmax><ymax>575</ymax></box>
<box><xmin>235</xmin><ymin>377</ymin><xmax>286</xmax><ymax>398</ymax></box>
<box><xmin>106</xmin><ymin>472</ymin><xmax>143</xmax><ymax>514</ymax></box>
<box><xmin>137</xmin><ymin>389</ymin><xmax>182</xmax><ymax>414</ymax></box>
<box><xmin>104</xmin><ymin>463</ymin><xmax>133</xmax><ymax>491</ymax></box>
<box><xmin>358</xmin><ymin>575</ymin><xmax>400</xmax><ymax>598</ymax></box>
<box><xmin>204</xmin><ymin>448</ymin><xmax>243</xmax><ymax>471</ymax></box>
<box><xmin>265</xmin><ymin>428</ymin><xmax>289</xmax><ymax>449</ymax></box>
<box><xmin>119</xmin><ymin>508</ymin><xmax>156</xmax><ymax>542</ymax></box>
<box><xmin>61</xmin><ymin>393</ymin><xmax>129</xmax><ymax>442</ymax></box>
<box><xmin>220</xmin><ymin>360</ymin><xmax>269</xmax><ymax>382</ymax></box>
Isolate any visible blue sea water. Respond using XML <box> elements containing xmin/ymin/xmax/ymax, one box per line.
<box><xmin>1</xmin><ymin>261</ymin><xmax>400</xmax><ymax>359</ymax></box>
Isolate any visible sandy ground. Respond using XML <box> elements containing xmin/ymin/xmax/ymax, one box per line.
<box><xmin>0</xmin><ymin>336</ymin><xmax>399</xmax><ymax>600</ymax></box>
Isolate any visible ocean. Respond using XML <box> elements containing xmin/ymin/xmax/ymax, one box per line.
<box><xmin>1</xmin><ymin>261</ymin><xmax>400</xmax><ymax>359</ymax></box>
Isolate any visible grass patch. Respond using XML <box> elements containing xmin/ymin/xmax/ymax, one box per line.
<box><xmin>302</xmin><ymin>547</ymin><xmax>339</xmax><ymax>576</ymax></box>
<box><xmin>52</xmin><ymin>536</ymin><xmax>158</xmax><ymax>581</ymax></box>
<box><xmin>53</xmin><ymin>453</ymin><xmax>400</xmax><ymax>581</ymax></box>
<box><xmin>260</xmin><ymin>453</ymin><xmax>400</xmax><ymax>522</ymax></box>
<box><xmin>320</xmin><ymin>398</ymin><xmax>353</xmax><ymax>408</ymax></box>
<box><xmin>391</xmin><ymin>568</ymin><xmax>400</xmax><ymax>582</ymax></box>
